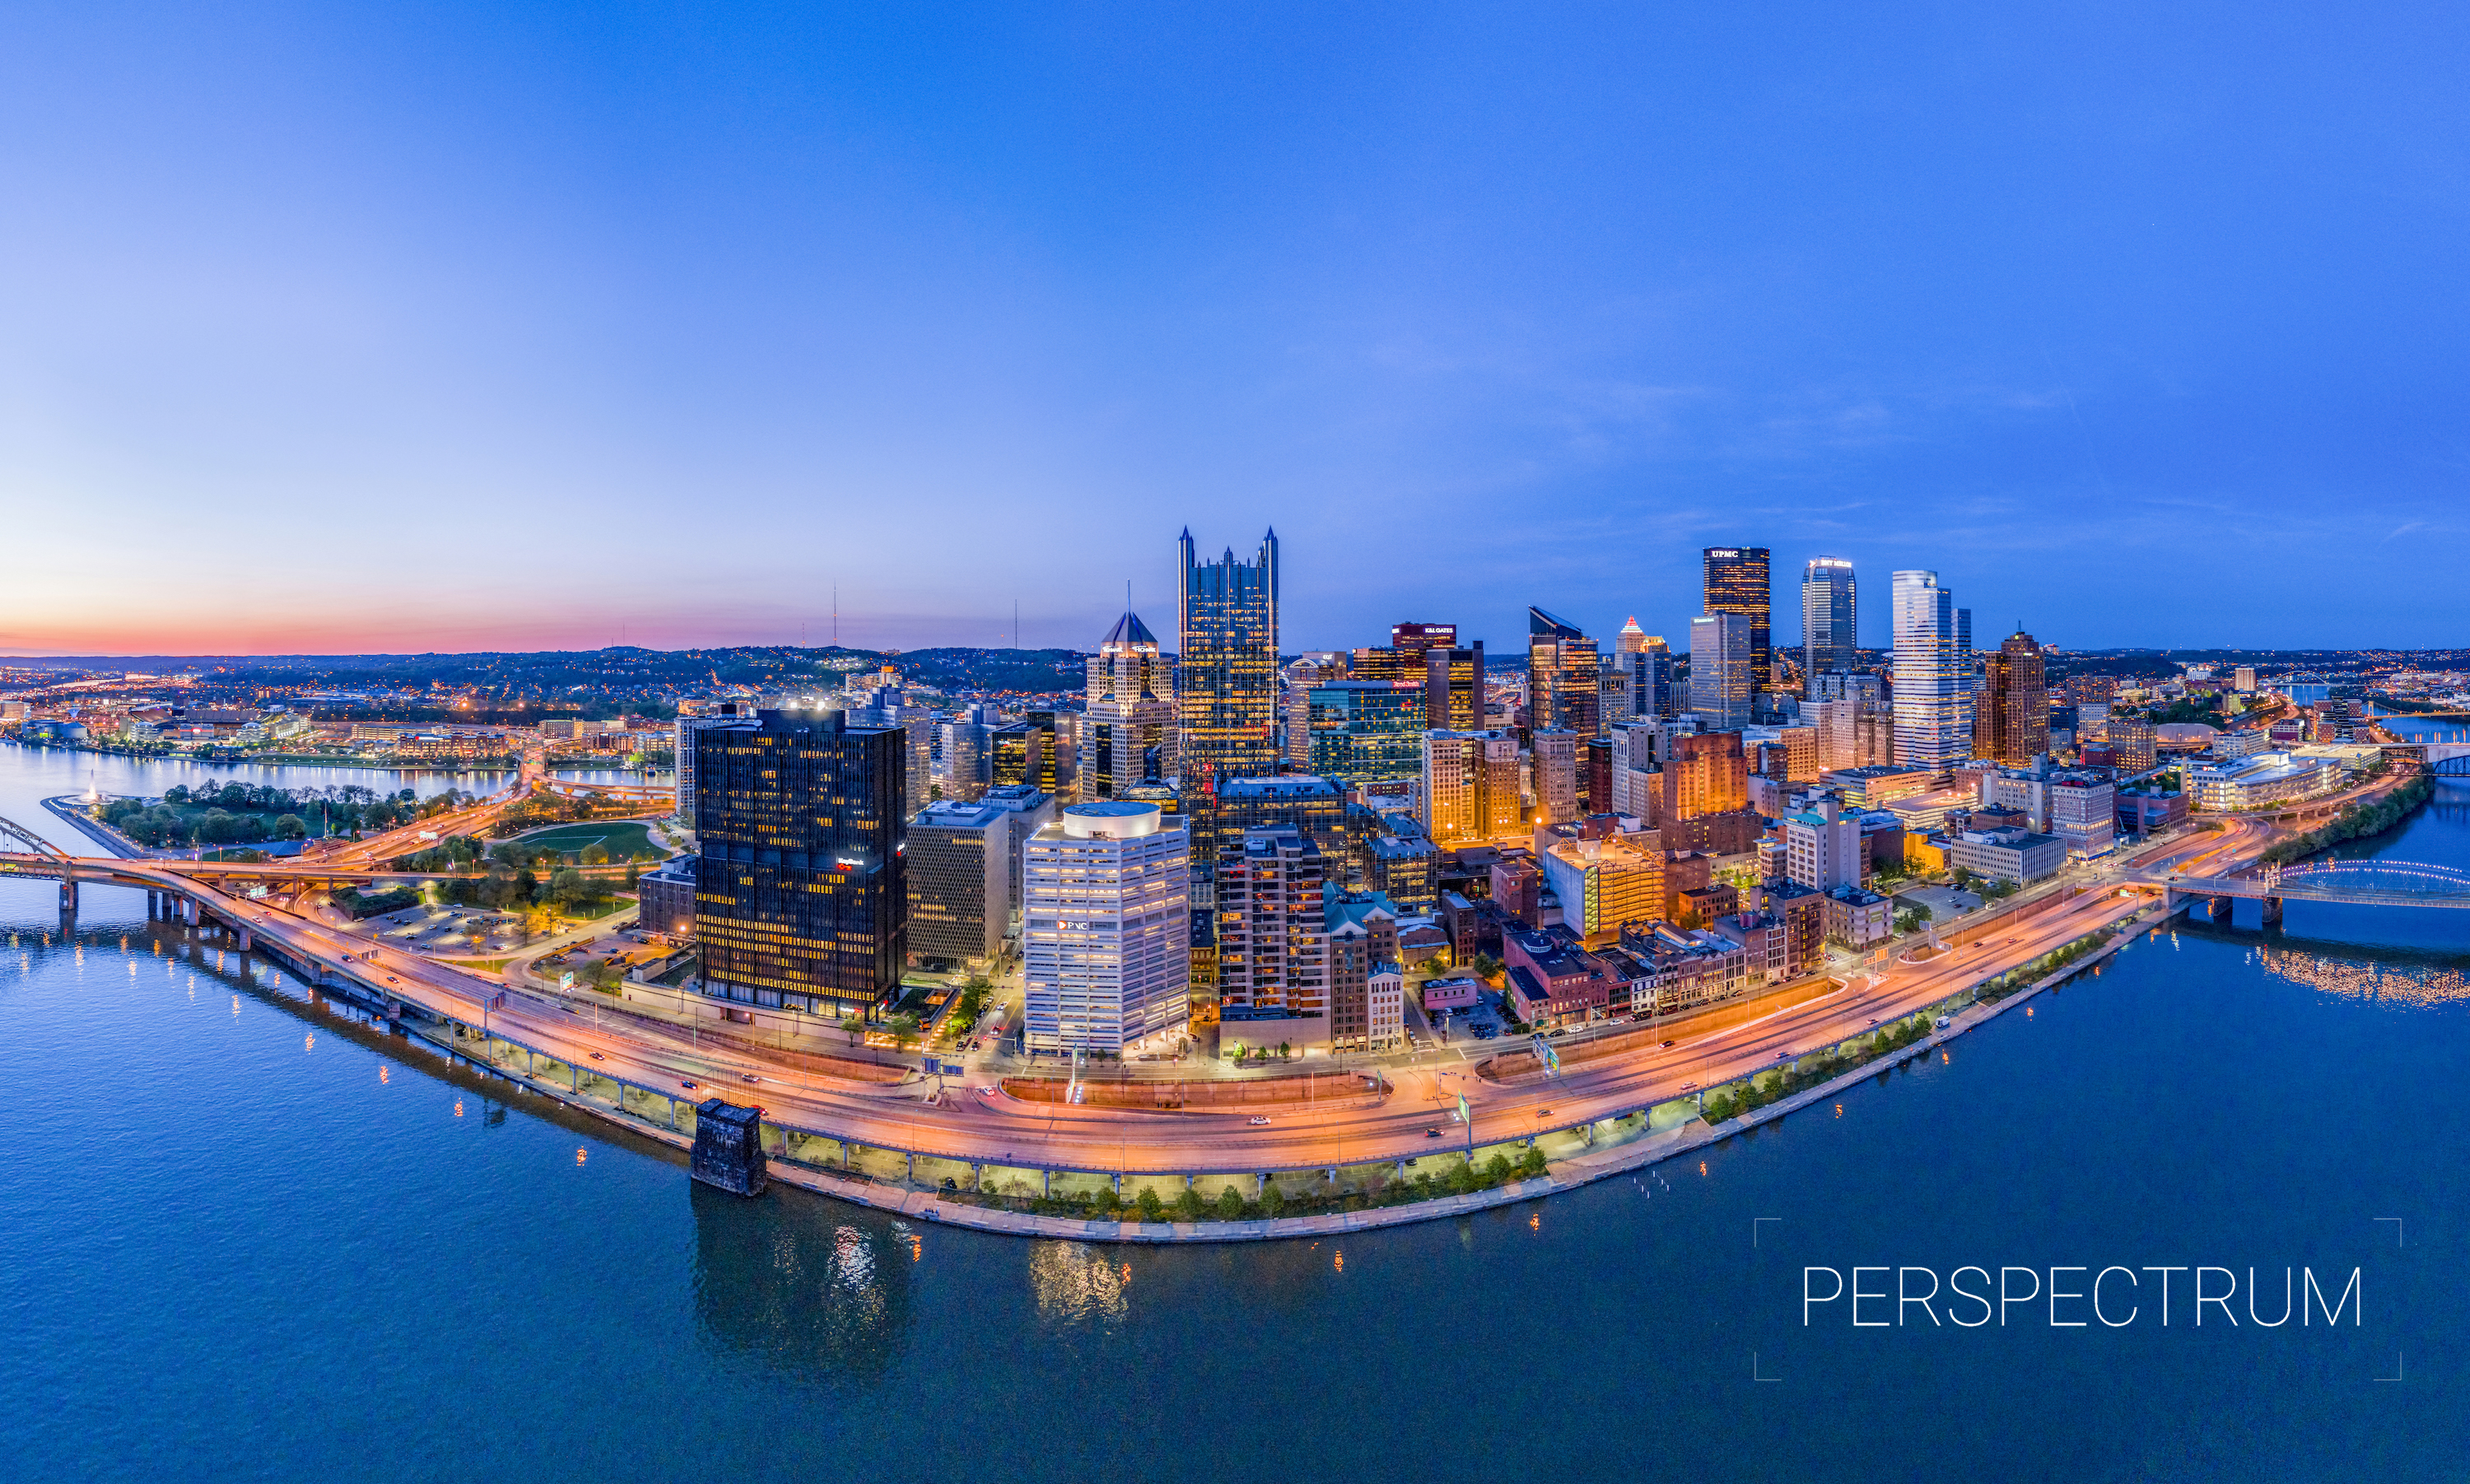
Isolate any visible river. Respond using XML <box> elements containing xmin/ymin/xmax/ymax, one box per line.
<box><xmin>0</xmin><ymin>746</ymin><xmax>2461</xmax><ymax>1481</ymax></box>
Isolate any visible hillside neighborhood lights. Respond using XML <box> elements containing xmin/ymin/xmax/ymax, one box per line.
<box><xmin>1802</xmin><ymin>1264</ymin><xmax>2363</xmax><ymax>1328</ymax></box>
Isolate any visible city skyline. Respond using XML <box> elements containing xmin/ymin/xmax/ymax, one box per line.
<box><xmin>6</xmin><ymin>6</ymin><xmax>2468</xmax><ymax>656</ymax></box>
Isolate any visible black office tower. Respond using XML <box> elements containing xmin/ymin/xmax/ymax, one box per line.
<box><xmin>693</xmin><ymin>707</ymin><xmax>906</xmax><ymax>1016</ymax></box>
<box><xmin>1702</xmin><ymin>546</ymin><xmax>1773</xmax><ymax>688</ymax></box>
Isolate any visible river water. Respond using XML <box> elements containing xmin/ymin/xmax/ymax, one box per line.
<box><xmin>1</xmin><ymin>746</ymin><xmax>2462</xmax><ymax>1481</ymax></box>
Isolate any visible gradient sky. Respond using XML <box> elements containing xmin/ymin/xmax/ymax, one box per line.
<box><xmin>5</xmin><ymin>2</ymin><xmax>2468</xmax><ymax>658</ymax></box>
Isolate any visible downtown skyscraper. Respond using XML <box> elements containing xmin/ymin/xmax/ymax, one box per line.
<box><xmin>1800</xmin><ymin>556</ymin><xmax>1857</xmax><ymax>680</ymax></box>
<box><xmin>1082</xmin><ymin>609</ymin><xmax>1176</xmax><ymax>800</ymax></box>
<box><xmin>1980</xmin><ymin>626</ymin><xmax>2051</xmax><ymax>766</ymax></box>
<box><xmin>1703</xmin><ymin>547</ymin><xmax>1773</xmax><ymax>687</ymax></box>
<box><xmin>1891</xmin><ymin>570</ymin><xmax>1971</xmax><ymax>770</ymax></box>
<box><xmin>1178</xmin><ymin>528</ymin><xmax>1280</xmax><ymax>888</ymax></box>
<box><xmin>1526</xmin><ymin>606</ymin><xmax>1601</xmax><ymax>738</ymax></box>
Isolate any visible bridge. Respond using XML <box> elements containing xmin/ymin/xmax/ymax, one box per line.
<box><xmin>2126</xmin><ymin>858</ymin><xmax>2470</xmax><ymax>924</ymax></box>
<box><xmin>2378</xmin><ymin>740</ymin><xmax>2470</xmax><ymax>777</ymax></box>
<box><xmin>537</xmin><ymin>776</ymin><xmax>673</xmax><ymax>804</ymax></box>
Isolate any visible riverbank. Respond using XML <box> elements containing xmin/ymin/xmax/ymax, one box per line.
<box><xmin>2261</xmin><ymin>768</ymin><xmax>2435</xmax><ymax>864</ymax></box>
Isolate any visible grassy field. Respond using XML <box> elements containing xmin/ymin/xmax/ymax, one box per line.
<box><xmin>501</xmin><ymin>821</ymin><xmax>669</xmax><ymax>858</ymax></box>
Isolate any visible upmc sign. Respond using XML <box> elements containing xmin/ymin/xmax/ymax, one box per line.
<box><xmin>1708</xmin><ymin>548</ymin><xmax>1742</xmax><ymax>558</ymax></box>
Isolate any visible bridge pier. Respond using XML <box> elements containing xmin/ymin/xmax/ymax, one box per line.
<box><xmin>235</xmin><ymin>926</ymin><xmax>252</xmax><ymax>952</ymax></box>
<box><xmin>58</xmin><ymin>879</ymin><xmax>76</xmax><ymax>913</ymax></box>
<box><xmin>2210</xmin><ymin>894</ymin><xmax>2235</xmax><ymax>925</ymax></box>
<box><xmin>2260</xmin><ymin>895</ymin><xmax>2284</xmax><ymax>928</ymax></box>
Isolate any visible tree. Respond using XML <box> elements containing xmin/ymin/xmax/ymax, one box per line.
<box><xmin>580</xmin><ymin>843</ymin><xmax>611</xmax><ymax>866</ymax></box>
<box><xmin>886</xmin><ymin>1012</ymin><xmax>922</xmax><ymax>1049</ymax></box>
<box><xmin>1135</xmin><ymin>1186</ymin><xmax>1164</xmax><ymax>1221</ymax></box>
<box><xmin>1216</xmin><ymin>1186</ymin><xmax>1246</xmax><ymax>1219</ymax></box>
<box><xmin>1174</xmin><ymin>1186</ymin><xmax>1205</xmax><ymax>1221</ymax></box>
<box><xmin>1260</xmin><ymin>1183</ymin><xmax>1284</xmax><ymax>1218</ymax></box>
<box><xmin>549</xmin><ymin>868</ymin><xmax>587</xmax><ymax>908</ymax></box>
<box><xmin>1517</xmin><ymin>1142</ymin><xmax>1549</xmax><ymax>1178</ymax></box>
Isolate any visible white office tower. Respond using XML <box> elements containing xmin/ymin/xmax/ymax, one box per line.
<box><xmin>1688</xmin><ymin>613</ymin><xmax>1752</xmax><ymax>733</ymax></box>
<box><xmin>1892</xmin><ymin>570</ymin><xmax>1972</xmax><ymax>770</ymax></box>
<box><xmin>1801</xmin><ymin>556</ymin><xmax>1857</xmax><ymax>677</ymax></box>
<box><xmin>1022</xmin><ymin>802</ymin><xmax>1191</xmax><ymax>1056</ymax></box>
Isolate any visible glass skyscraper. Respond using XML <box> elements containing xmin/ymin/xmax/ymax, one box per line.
<box><xmin>1702</xmin><ymin>547</ymin><xmax>1773</xmax><ymax>687</ymax></box>
<box><xmin>1526</xmin><ymin>606</ymin><xmax>1601</xmax><ymax>738</ymax></box>
<box><xmin>1688</xmin><ymin>612</ymin><xmax>1752</xmax><ymax>732</ymax></box>
<box><xmin>693</xmin><ymin>707</ymin><xmax>906</xmax><ymax>1016</ymax></box>
<box><xmin>1891</xmin><ymin>570</ymin><xmax>1971</xmax><ymax>770</ymax></box>
<box><xmin>1305</xmin><ymin>679</ymin><xmax>1427</xmax><ymax>789</ymax></box>
<box><xmin>1800</xmin><ymin>556</ymin><xmax>1857</xmax><ymax>679</ymax></box>
<box><xmin>1178</xmin><ymin>528</ymin><xmax>1280</xmax><ymax>887</ymax></box>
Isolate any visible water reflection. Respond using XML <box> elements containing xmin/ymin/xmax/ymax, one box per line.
<box><xmin>1027</xmin><ymin>1242</ymin><xmax>1130</xmax><ymax>1324</ymax></box>
<box><xmin>2255</xmin><ymin>942</ymin><xmax>2470</xmax><ymax>1009</ymax></box>
<box><xmin>690</xmin><ymin>1185</ymin><xmax>913</xmax><ymax>1380</ymax></box>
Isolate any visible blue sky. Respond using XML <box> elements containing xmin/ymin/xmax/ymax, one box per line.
<box><xmin>3</xmin><ymin>2</ymin><xmax>2467</xmax><ymax>658</ymax></box>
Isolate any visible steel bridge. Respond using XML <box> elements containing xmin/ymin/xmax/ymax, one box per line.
<box><xmin>2125</xmin><ymin>858</ymin><xmax>2470</xmax><ymax>924</ymax></box>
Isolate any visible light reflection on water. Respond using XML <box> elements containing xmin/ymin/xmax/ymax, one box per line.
<box><xmin>1028</xmin><ymin>1242</ymin><xmax>1132</xmax><ymax>1324</ymax></box>
<box><xmin>2257</xmin><ymin>942</ymin><xmax>2470</xmax><ymax>1008</ymax></box>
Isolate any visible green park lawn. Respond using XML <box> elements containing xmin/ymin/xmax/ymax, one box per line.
<box><xmin>501</xmin><ymin>821</ymin><xmax>669</xmax><ymax>859</ymax></box>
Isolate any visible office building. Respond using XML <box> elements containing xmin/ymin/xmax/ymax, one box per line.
<box><xmin>1082</xmin><ymin>610</ymin><xmax>1176</xmax><ymax>801</ymax></box>
<box><xmin>636</xmin><ymin>858</ymin><xmax>697</xmax><ymax>939</ymax></box>
<box><xmin>1421</xmin><ymin>729</ymin><xmax>1521</xmax><ymax>844</ymax></box>
<box><xmin>1022</xmin><ymin>801</ymin><xmax>1191</xmax><ymax>1055</ymax></box>
<box><xmin>1981</xmin><ymin>627</ymin><xmax>2050</xmax><ymax>766</ymax></box>
<box><xmin>1538</xmin><ymin>825</ymin><xmax>1666</xmax><ymax>948</ymax></box>
<box><xmin>2184</xmin><ymin>752</ymin><xmax>2338</xmax><ymax>812</ymax></box>
<box><xmin>1217</xmin><ymin>774</ymin><xmax>1346</xmax><ymax>855</ymax></box>
<box><xmin>1687</xmin><ymin>612</ymin><xmax>1753</xmax><ymax>733</ymax></box>
<box><xmin>1662</xmin><ymin>731</ymin><xmax>1749</xmax><ymax>822</ymax></box>
<box><xmin>1892</xmin><ymin>570</ymin><xmax>1971</xmax><ymax>770</ymax></box>
<box><xmin>1424</xmin><ymin>642</ymin><xmax>1487</xmax><ymax>732</ymax></box>
<box><xmin>1391</xmin><ymin>621</ymin><xmax>1457</xmax><ymax>664</ymax></box>
<box><xmin>1527</xmin><ymin>607</ymin><xmax>1601</xmax><ymax>740</ymax></box>
<box><xmin>1950</xmin><ymin>826</ymin><xmax>2067</xmax><ymax>884</ymax></box>
<box><xmin>906</xmin><ymin>798</ymin><xmax>1014</xmax><ymax>965</ymax></box>
<box><xmin>2234</xmin><ymin>667</ymin><xmax>2258</xmax><ymax>693</ymax></box>
<box><xmin>1531</xmin><ymin>728</ymin><xmax>1580</xmax><ymax>826</ymax></box>
<box><xmin>1703</xmin><ymin>546</ymin><xmax>1773</xmax><ymax>686</ymax></box>
<box><xmin>1179</xmin><ymin>528</ymin><xmax>1281</xmax><ymax>874</ymax></box>
<box><xmin>1305</xmin><ymin>679</ymin><xmax>1427</xmax><ymax>790</ymax></box>
<box><xmin>1615</xmin><ymin>616</ymin><xmax>1650</xmax><ymax>654</ymax></box>
<box><xmin>1823</xmin><ymin>884</ymin><xmax>1893</xmax><ymax>950</ymax></box>
<box><xmin>693</xmin><ymin>708</ymin><xmax>905</xmax><ymax>1016</ymax></box>
<box><xmin>1801</xmin><ymin>556</ymin><xmax>1858</xmax><ymax>679</ymax></box>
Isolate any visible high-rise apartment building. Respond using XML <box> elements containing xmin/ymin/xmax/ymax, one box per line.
<box><xmin>1215</xmin><ymin>826</ymin><xmax>1331</xmax><ymax>1030</ymax></box>
<box><xmin>1178</xmin><ymin>528</ymin><xmax>1280</xmax><ymax>844</ymax></box>
<box><xmin>1424</xmin><ymin>644</ymin><xmax>1486</xmax><ymax>731</ymax></box>
<box><xmin>1083</xmin><ymin>611</ymin><xmax>1176</xmax><ymax>800</ymax></box>
<box><xmin>1980</xmin><ymin>627</ymin><xmax>2051</xmax><ymax>767</ymax></box>
<box><xmin>1688</xmin><ymin>613</ymin><xmax>1753</xmax><ymax>733</ymax></box>
<box><xmin>1021</xmin><ymin>801</ymin><xmax>1191</xmax><ymax>1055</ymax></box>
<box><xmin>1217</xmin><ymin>775</ymin><xmax>1346</xmax><ymax>855</ymax></box>
<box><xmin>1814</xmin><ymin>695</ymin><xmax>1894</xmax><ymax>772</ymax></box>
<box><xmin>1527</xmin><ymin>607</ymin><xmax>1601</xmax><ymax>742</ymax></box>
<box><xmin>1305</xmin><ymin>679</ymin><xmax>1426</xmax><ymax>790</ymax></box>
<box><xmin>1703</xmin><ymin>547</ymin><xmax>1773</xmax><ymax>686</ymax></box>
<box><xmin>1531</xmin><ymin>728</ymin><xmax>1580</xmax><ymax>826</ymax></box>
<box><xmin>1420</xmin><ymin>729</ymin><xmax>1520</xmax><ymax>844</ymax></box>
<box><xmin>1801</xmin><ymin>556</ymin><xmax>1857</xmax><ymax>678</ymax></box>
<box><xmin>1783</xmin><ymin>795</ymin><xmax>1863</xmax><ymax>891</ymax></box>
<box><xmin>1892</xmin><ymin>570</ymin><xmax>1971</xmax><ymax>770</ymax></box>
<box><xmin>693</xmin><ymin>708</ymin><xmax>905</xmax><ymax>1016</ymax></box>
<box><xmin>1282</xmin><ymin>653</ymin><xmax>1348</xmax><ymax>765</ymax></box>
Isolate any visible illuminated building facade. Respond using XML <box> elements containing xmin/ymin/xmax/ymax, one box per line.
<box><xmin>1305</xmin><ymin>679</ymin><xmax>1427</xmax><ymax>790</ymax></box>
<box><xmin>1022</xmin><ymin>802</ymin><xmax>1191</xmax><ymax>1054</ymax></box>
<box><xmin>1425</xmin><ymin>643</ymin><xmax>1487</xmax><ymax>731</ymax></box>
<box><xmin>1082</xmin><ymin>610</ymin><xmax>1177</xmax><ymax>800</ymax></box>
<box><xmin>693</xmin><ymin>707</ymin><xmax>905</xmax><ymax>1016</ymax></box>
<box><xmin>1688</xmin><ymin>612</ymin><xmax>1752</xmax><ymax>733</ymax></box>
<box><xmin>1703</xmin><ymin>546</ymin><xmax>1773</xmax><ymax>686</ymax></box>
<box><xmin>1528</xmin><ymin>607</ymin><xmax>1601</xmax><ymax>742</ymax></box>
<box><xmin>1980</xmin><ymin>627</ymin><xmax>2051</xmax><ymax>766</ymax></box>
<box><xmin>1801</xmin><ymin>556</ymin><xmax>1857</xmax><ymax>678</ymax></box>
<box><xmin>1421</xmin><ymin>728</ymin><xmax>1521</xmax><ymax>844</ymax></box>
<box><xmin>1178</xmin><ymin>528</ymin><xmax>1281</xmax><ymax>881</ymax></box>
<box><xmin>1892</xmin><ymin>569</ymin><xmax>1972</xmax><ymax>770</ymax></box>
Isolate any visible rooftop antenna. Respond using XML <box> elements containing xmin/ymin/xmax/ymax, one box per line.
<box><xmin>1014</xmin><ymin>599</ymin><xmax>1020</xmax><ymax>649</ymax></box>
<box><xmin>832</xmin><ymin>584</ymin><xmax>838</xmax><ymax>648</ymax></box>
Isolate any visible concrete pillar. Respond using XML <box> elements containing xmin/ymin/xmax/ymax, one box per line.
<box><xmin>235</xmin><ymin>927</ymin><xmax>251</xmax><ymax>952</ymax></box>
<box><xmin>58</xmin><ymin>880</ymin><xmax>77</xmax><ymax>912</ymax></box>
<box><xmin>2260</xmin><ymin>895</ymin><xmax>2284</xmax><ymax>928</ymax></box>
<box><xmin>973</xmin><ymin>1164</ymin><xmax>985</xmax><ymax>1192</ymax></box>
<box><xmin>147</xmin><ymin>891</ymin><xmax>159</xmax><ymax>919</ymax></box>
<box><xmin>2211</xmin><ymin>894</ymin><xmax>2235</xmax><ymax>924</ymax></box>
<box><xmin>906</xmin><ymin>1151</ymin><xmax>916</xmax><ymax>1184</ymax></box>
<box><xmin>1112</xmin><ymin>1172</ymin><xmax>1122</xmax><ymax>1193</ymax></box>
<box><xmin>1042</xmin><ymin>1169</ymin><xmax>1051</xmax><ymax>1197</ymax></box>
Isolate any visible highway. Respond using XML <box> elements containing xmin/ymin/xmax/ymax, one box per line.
<box><xmin>7</xmin><ymin>811</ymin><xmax>2272</xmax><ymax>1178</ymax></box>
